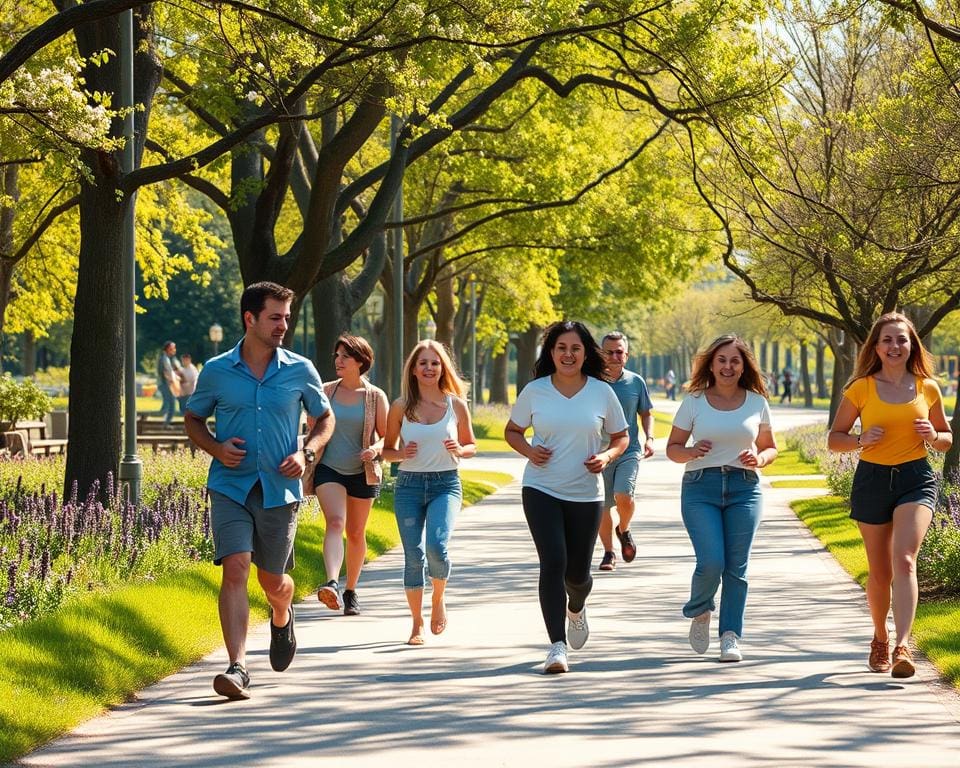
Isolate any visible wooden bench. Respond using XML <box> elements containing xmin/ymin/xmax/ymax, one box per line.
<box><xmin>136</xmin><ymin>434</ymin><xmax>197</xmax><ymax>454</ymax></box>
<box><xmin>2</xmin><ymin>420</ymin><xmax>69</xmax><ymax>457</ymax></box>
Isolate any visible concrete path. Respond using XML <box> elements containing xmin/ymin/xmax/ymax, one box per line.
<box><xmin>19</xmin><ymin>407</ymin><xmax>960</xmax><ymax>767</ymax></box>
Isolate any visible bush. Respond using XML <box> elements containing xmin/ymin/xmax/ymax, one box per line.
<box><xmin>0</xmin><ymin>374</ymin><xmax>53</xmax><ymax>427</ymax></box>
<box><xmin>919</xmin><ymin>482</ymin><xmax>960</xmax><ymax>597</ymax></box>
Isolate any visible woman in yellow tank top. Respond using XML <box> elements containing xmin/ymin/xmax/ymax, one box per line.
<box><xmin>828</xmin><ymin>312</ymin><xmax>952</xmax><ymax>679</ymax></box>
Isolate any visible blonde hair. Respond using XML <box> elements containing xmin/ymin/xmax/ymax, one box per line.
<box><xmin>848</xmin><ymin>312</ymin><xmax>934</xmax><ymax>386</ymax></box>
<box><xmin>401</xmin><ymin>340</ymin><xmax>467</xmax><ymax>421</ymax></box>
<box><xmin>687</xmin><ymin>334</ymin><xmax>768</xmax><ymax>396</ymax></box>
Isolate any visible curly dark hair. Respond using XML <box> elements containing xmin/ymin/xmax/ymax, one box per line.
<box><xmin>532</xmin><ymin>321</ymin><xmax>609</xmax><ymax>381</ymax></box>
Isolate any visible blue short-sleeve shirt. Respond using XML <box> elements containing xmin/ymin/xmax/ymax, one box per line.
<box><xmin>186</xmin><ymin>339</ymin><xmax>330</xmax><ymax>508</ymax></box>
<box><xmin>609</xmin><ymin>369</ymin><xmax>653</xmax><ymax>457</ymax></box>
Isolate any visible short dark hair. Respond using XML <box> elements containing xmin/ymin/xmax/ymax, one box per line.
<box><xmin>240</xmin><ymin>282</ymin><xmax>295</xmax><ymax>328</ymax></box>
<box><xmin>335</xmin><ymin>334</ymin><xmax>374</xmax><ymax>375</ymax></box>
<box><xmin>533</xmin><ymin>321</ymin><xmax>609</xmax><ymax>381</ymax></box>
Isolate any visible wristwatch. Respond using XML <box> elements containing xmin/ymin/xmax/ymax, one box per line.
<box><xmin>303</xmin><ymin>447</ymin><xmax>316</xmax><ymax>463</ymax></box>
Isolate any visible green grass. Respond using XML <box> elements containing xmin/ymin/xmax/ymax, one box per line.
<box><xmin>792</xmin><ymin>495</ymin><xmax>960</xmax><ymax>687</ymax></box>
<box><xmin>762</xmin><ymin>447</ymin><xmax>822</xmax><ymax>476</ymax></box>
<box><xmin>771</xmin><ymin>478</ymin><xmax>828</xmax><ymax>489</ymax></box>
<box><xmin>0</xmin><ymin>469</ymin><xmax>509</xmax><ymax>763</ymax></box>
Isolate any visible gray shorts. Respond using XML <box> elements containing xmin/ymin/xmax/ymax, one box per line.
<box><xmin>209</xmin><ymin>483</ymin><xmax>299</xmax><ymax>575</ymax></box>
<box><xmin>602</xmin><ymin>453</ymin><xmax>641</xmax><ymax>509</ymax></box>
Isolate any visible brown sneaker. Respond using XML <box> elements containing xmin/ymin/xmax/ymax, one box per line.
<box><xmin>868</xmin><ymin>637</ymin><xmax>891</xmax><ymax>673</ymax></box>
<box><xmin>892</xmin><ymin>644</ymin><xmax>916</xmax><ymax>679</ymax></box>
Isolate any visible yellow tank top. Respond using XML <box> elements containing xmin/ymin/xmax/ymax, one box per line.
<box><xmin>843</xmin><ymin>376</ymin><xmax>942</xmax><ymax>465</ymax></box>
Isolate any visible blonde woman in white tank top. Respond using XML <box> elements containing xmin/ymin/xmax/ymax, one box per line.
<box><xmin>382</xmin><ymin>340</ymin><xmax>476</xmax><ymax>646</ymax></box>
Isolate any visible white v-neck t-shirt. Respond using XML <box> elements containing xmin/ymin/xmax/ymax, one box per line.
<box><xmin>510</xmin><ymin>376</ymin><xmax>628</xmax><ymax>502</ymax></box>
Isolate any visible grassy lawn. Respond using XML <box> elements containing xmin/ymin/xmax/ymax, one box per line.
<box><xmin>762</xmin><ymin>446</ymin><xmax>822</xmax><ymax>476</ymax></box>
<box><xmin>0</xmin><ymin>469</ymin><xmax>510</xmax><ymax>763</ymax></box>
<box><xmin>771</xmin><ymin>478</ymin><xmax>828</xmax><ymax>489</ymax></box>
<box><xmin>792</xmin><ymin>495</ymin><xmax>960</xmax><ymax>687</ymax></box>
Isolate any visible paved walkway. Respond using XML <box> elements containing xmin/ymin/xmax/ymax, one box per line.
<box><xmin>19</xmin><ymin>407</ymin><xmax>960</xmax><ymax>767</ymax></box>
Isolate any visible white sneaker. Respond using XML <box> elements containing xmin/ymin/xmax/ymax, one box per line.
<box><xmin>719</xmin><ymin>631</ymin><xmax>742</xmax><ymax>662</ymax></box>
<box><xmin>543</xmin><ymin>641</ymin><xmax>569</xmax><ymax>674</ymax></box>
<box><xmin>567</xmin><ymin>607</ymin><xmax>589</xmax><ymax>650</ymax></box>
<box><xmin>689</xmin><ymin>611</ymin><xmax>711</xmax><ymax>654</ymax></box>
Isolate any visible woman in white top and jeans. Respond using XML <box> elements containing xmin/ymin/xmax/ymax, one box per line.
<box><xmin>505</xmin><ymin>321</ymin><xmax>628</xmax><ymax>674</ymax></box>
<box><xmin>382</xmin><ymin>340</ymin><xmax>476</xmax><ymax>646</ymax></box>
<box><xmin>666</xmin><ymin>334</ymin><xmax>778</xmax><ymax>663</ymax></box>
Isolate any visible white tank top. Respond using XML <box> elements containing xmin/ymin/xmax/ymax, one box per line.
<box><xmin>399</xmin><ymin>396</ymin><xmax>460</xmax><ymax>472</ymax></box>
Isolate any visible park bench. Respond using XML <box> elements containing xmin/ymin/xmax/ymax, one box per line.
<box><xmin>134</xmin><ymin>415</ymin><xmax>196</xmax><ymax>454</ymax></box>
<box><xmin>2</xmin><ymin>420</ymin><xmax>69</xmax><ymax>457</ymax></box>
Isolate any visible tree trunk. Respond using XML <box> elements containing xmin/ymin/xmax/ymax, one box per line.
<box><xmin>23</xmin><ymin>330</ymin><xmax>36</xmax><ymax>377</ymax></box>
<box><xmin>514</xmin><ymin>326</ymin><xmax>540</xmax><ymax>393</ymax></box>
<box><xmin>815</xmin><ymin>336</ymin><xmax>828</xmax><ymax>398</ymax></box>
<box><xmin>435</xmin><ymin>269</ymin><xmax>455</xmax><ymax>351</ymax></box>
<box><xmin>66</xmin><ymin>9</ymin><xmax>160</xmax><ymax>501</ymax></box>
<box><xmin>475</xmin><ymin>348</ymin><xmax>487</xmax><ymax>405</ymax></box>
<box><xmin>490</xmin><ymin>349</ymin><xmax>509</xmax><ymax>404</ymax></box>
<box><xmin>0</xmin><ymin>165</ymin><xmax>18</xmax><ymax>356</ymax></box>
<box><xmin>800</xmin><ymin>340</ymin><xmax>812</xmax><ymax>407</ymax></box>
<box><xmin>311</xmin><ymin>274</ymin><xmax>354</xmax><ymax>380</ymax></box>
<box><xmin>827</xmin><ymin>329</ymin><xmax>856</xmax><ymax>423</ymax></box>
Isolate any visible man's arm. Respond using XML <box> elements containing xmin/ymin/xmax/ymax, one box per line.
<box><xmin>278</xmin><ymin>410</ymin><xmax>335</xmax><ymax>478</ymax></box>
<box><xmin>184</xmin><ymin>411</ymin><xmax>246</xmax><ymax>467</ymax></box>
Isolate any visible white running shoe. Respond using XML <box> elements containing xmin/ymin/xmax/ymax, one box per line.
<box><xmin>567</xmin><ymin>607</ymin><xmax>589</xmax><ymax>650</ymax></box>
<box><xmin>689</xmin><ymin>611</ymin><xmax>711</xmax><ymax>654</ymax></box>
<box><xmin>543</xmin><ymin>641</ymin><xmax>569</xmax><ymax>674</ymax></box>
<box><xmin>719</xmin><ymin>631</ymin><xmax>743</xmax><ymax>662</ymax></box>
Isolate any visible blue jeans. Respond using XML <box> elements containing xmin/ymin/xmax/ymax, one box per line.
<box><xmin>158</xmin><ymin>385</ymin><xmax>176</xmax><ymax>423</ymax></box>
<box><xmin>394</xmin><ymin>470</ymin><xmax>462</xmax><ymax>588</ymax></box>
<box><xmin>680</xmin><ymin>467</ymin><xmax>762</xmax><ymax>637</ymax></box>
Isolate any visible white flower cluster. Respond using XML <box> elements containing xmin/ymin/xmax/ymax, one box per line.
<box><xmin>0</xmin><ymin>58</ymin><xmax>117</xmax><ymax>149</ymax></box>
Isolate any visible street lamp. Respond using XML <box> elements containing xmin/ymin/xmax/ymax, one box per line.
<box><xmin>424</xmin><ymin>318</ymin><xmax>437</xmax><ymax>339</ymax></box>
<box><xmin>209</xmin><ymin>323</ymin><xmax>223</xmax><ymax>356</ymax></box>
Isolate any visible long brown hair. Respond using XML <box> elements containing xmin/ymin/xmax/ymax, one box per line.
<box><xmin>687</xmin><ymin>334</ymin><xmax>768</xmax><ymax>396</ymax></box>
<box><xmin>400</xmin><ymin>340</ymin><xmax>467</xmax><ymax>420</ymax></box>
<box><xmin>848</xmin><ymin>312</ymin><xmax>934</xmax><ymax>385</ymax></box>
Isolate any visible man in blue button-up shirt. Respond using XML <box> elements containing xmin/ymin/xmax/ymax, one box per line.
<box><xmin>185</xmin><ymin>281</ymin><xmax>334</xmax><ymax>700</ymax></box>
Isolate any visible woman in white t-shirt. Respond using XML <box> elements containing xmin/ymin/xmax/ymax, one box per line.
<box><xmin>382</xmin><ymin>340</ymin><xmax>476</xmax><ymax>646</ymax></box>
<box><xmin>505</xmin><ymin>321</ymin><xmax>628</xmax><ymax>674</ymax></box>
<box><xmin>666</xmin><ymin>335</ymin><xmax>778</xmax><ymax>663</ymax></box>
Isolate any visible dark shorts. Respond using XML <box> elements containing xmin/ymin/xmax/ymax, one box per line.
<box><xmin>313</xmin><ymin>463</ymin><xmax>380</xmax><ymax>499</ymax></box>
<box><xmin>850</xmin><ymin>458</ymin><xmax>938</xmax><ymax>525</ymax></box>
<box><xmin>209</xmin><ymin>483</ymin><xmax>299</xmax><ymax>574</ymax></box>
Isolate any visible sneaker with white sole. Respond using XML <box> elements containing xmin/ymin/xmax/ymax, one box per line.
<box><xmin>689</xmin><ymin>611</ymin><xmax>711</xmax><ymax>654</ymax></box>
<box><xmin>567</xmin><ymin>607</ymin><xmax>589</xmax><ymax>650</ymax></box>
<box><xmin>318</xmin><ymin>580</ymin><xmax>342</xmax><ymax>611</ymax></box>
<box><xmin>543</xmin><ymin>641</ymin><xmax>569</xmax><ymax>674</ymax></box>
<box><xmin>719</xmin><ymin>631</ymin><xmax>742</xmax><ymax>662</ymax></box>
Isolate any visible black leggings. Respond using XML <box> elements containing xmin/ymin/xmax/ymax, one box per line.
<box><xmin>522</xmin><ymin>487</ymin><xmax>603</xmax><ymax>643</ymax></box>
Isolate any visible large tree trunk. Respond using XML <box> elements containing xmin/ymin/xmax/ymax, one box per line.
<box><xmin>0</xmin><ymin>164</ymin><xmax>18</xmax><ymax>354</ymax></box>
<box><xmin>827</xmin><ymin>328</ymin><xmax>856</xmax><ymax>423</ymax></box>
<box><xmin>815</xmin><ymin>336</ymin><xmax>828</xmax><ymax>398</ymax></box>
<box><xmin>311</xmin><ymin>274</ymin><xmax>353</xmax><ymax>380</ymax></box>
<box><xmin>514</xmin><ymin>326</ymin><xmax>540</xmax><ymax>394</ymax></box>
<box><xmin>23</xmin><ymin>330</ymin><xmax>36</xmax><ymax>377</ymax></box>
<box><xmin>66</xmin><ymin>8</ymin><xmax>160</xmax><ymax>501</ymax></box>
<box><xmin>490</xmin><ymin>349</ymin><xmax>509</xmax><ymax>404</ymax></box>
<box><xmin>434</xmin><ymin>269</ymin><xmax>455</xmax><ymax>351</ymax></box>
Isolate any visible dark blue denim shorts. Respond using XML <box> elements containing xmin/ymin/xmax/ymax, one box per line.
<box><xmin>850</xmin><ymin>458</ymin><xmax>938</xmax><ymax>525</ymax></box>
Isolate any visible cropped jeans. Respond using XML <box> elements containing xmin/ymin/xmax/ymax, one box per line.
<box><xmin>394</xmin><ymin>470</ymin><xmax>462</xmax><ymax>589</ymax></box>
<box><xmin>680</xmin><ymin>466</ymin><xmax>763</xmax><ymax>638</ymax></box>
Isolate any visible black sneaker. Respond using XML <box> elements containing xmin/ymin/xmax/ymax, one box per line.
<box><xmin>599</xmin><ymin>551</ymin><xmax>616</xmax><ymax>571</ymax></box>
<box><xmin>616</xmin><ymin>525</ymin><xmax>637</xmax><ymax>563</ymax></box>
<box><xmin>318</xmin><ymin>579</ymin><xmax>343</xmax><ymax>611</ymax></box>
<box><xmin>213</xmin><ymin>662</ymin><xmax>250</xmax><ymax>700</ymax></box>
<box><xmin>269</xmin><ymin>606</ymin><xmax>297</xmax><ymax>672</ymax></box>
<box><xmin>343</xmin><ymin>589</ymin><xmax>361</xmax><ymax>616</ymax></box>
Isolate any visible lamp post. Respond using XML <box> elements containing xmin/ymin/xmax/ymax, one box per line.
<box><xmin>209</xmin><ymin>323</ymin><xmax>223</xmax><ymax>357</ymax></box>
<box><xmin>470</xmin><ymin>275</ymin><xmax>477</xmax><ymax>414</ymax></box>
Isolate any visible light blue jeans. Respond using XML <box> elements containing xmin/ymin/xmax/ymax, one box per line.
<box><xmin>394</xmin><ymin>470</ymin><xmax>462</xmax><ymax>588</ymax></box>
<box><xmin>680</xmin><ymin>466</ymin><xmax>763</xmax><ymax>638</ymax></box>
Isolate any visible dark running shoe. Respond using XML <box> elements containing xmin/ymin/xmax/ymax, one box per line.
<box><xmin>616</xmin><ymin>525</ymin><xmax>637</xmax><ymax>563</ymax></box>
<box><xmin>269</xmin><ymin>606</ymin><xmax>297</xmax><ymax>672</ymax></box>
<box><xmin>318</xmin><ymin>579</ymin><xmax>343</xmax><ymax>611</ymax></box>
<box><xmin>213</xmin><ymin>662</ymin><xmax>250</xmax><ymax>700</ymax></box>
<box><xmin>343</xmin><ymin>589</ymin><xmax>361</xmax><ymax>616</ymax></box>
<box><xmin>599</xmin><ymin>551</ymin><xmax>616</xmax><ymax>571</ymax></box>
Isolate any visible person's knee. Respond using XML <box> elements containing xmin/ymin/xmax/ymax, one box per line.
<box><xmin>324</xmin><ymin>513</ymin><xmax>346</xmax><ymax>536</ymax></box>
<box><xmin>615</xmin><ymin>494</ymin><xmax>635</xmax><ymax>515</ymax></box>
<box><xmin>697</xmin><ymin>558</ymin><xmax>724</xmax><ymax>581</ymax></box>
<box><xmin>869</xmin><ymin>562</ymin><xmax>894</xmax><ymax>586</ymax></box>
<box><xmin>221</xmin><ymin>555</ymin><xmax>250</xmax><ymax>587</ymax></box>
<box><xmin>892</xmin><ymin>551</ymin><xmax>918</xmax><ymax>579</ymax></box>
<box><xmin>257</xmin><ymin>569</ymin><xmax>292</xmax><ymax>600</ymax></box>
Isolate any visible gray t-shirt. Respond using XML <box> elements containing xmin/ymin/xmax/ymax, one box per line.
<box><xmin>321</xmin><ymin>397</ymin><xmax>365</xmax><ymax>475</ymax></box>
<box><xmin>609</xmin><ymin>369</ymin><xmax>653</xmax><ymax>456</ymax></box>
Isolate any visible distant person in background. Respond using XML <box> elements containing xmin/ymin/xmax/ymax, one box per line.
<box><xmin>157</xmin><ymin>341</ymin><xmax>181</xmax><ymax>424</ymax></box>
<box><xmin>779</xmin><ymin>368</ymin><xmax>793</xmax><ymax>404</ymax></box>
<box><xmin>177</xmin><ymin>353</ymin><xmax>199</xmax><ymax>416</ymax></box>
<box><xmin>665</xmin><ymin>369</ymin><xmax>677</xmax><ymax>401</ymax></box>
<box><xmin>828</xmin><ymin>312</ymin><xmax>952</xmax><ymax>678</ymax></box>
<box><xmin>666</xmin><ymin>334</ymin><xmax>777</xmax><ymax>664</ymax></box>
<box><xmin>505</xmin><ymin>321</ymin><xmax>628</xmax><ymax>674</ymax></box>
<box><xmin>382</xmin><ymin>340</ymin><xmax>476</xmax><ymax>646</ymax></box>
<box><xmin>597</xmin><ymin>332</ymin><xmax>655</xmax><ymax>572</ymax></box>
<box><xmin>307</xmin><ymin>335</ymin><xmax>389</xmax><ymax>617</ymax></box>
